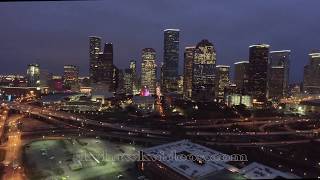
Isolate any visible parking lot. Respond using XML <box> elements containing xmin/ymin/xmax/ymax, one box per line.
<box><xmin>23</xmin><ymin>138</ymin><xmax>143</xmax><ymax>180</ymax></box>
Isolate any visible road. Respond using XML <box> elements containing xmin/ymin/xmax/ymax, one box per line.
<box><xmin>0</xmin><ymin>108</ymin><xmax>8</xmax><ymax>144</ymax></box>
<box><xmin>7</xmin><ymin>102</ymin><xmax>320</xmax><ymax>147</ymax></box>
<box><xmin>2</xmin><ymin>114</ymin><xmax>25</xmax><ymax>180</ymax></box>
<box><xmin>10</xmin><ymin>103</ymin><xmax>171</xmax><ymax>136</ymax></box>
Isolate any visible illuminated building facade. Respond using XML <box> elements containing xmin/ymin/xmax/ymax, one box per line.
<box><xmin>0</xmin><ymin>75</ymin><xmax>26</xmax><ymax>87</ymax></box>
<box><xmin>63</xmin><ymin>65</ymin><xmax>79</xmax><ymax>91</ymax></box>
<box><xmin>123</xmin><ymin>68</ymin><xmax>133</xmax><ymax>95</ymax></box>
<box><xmin>215</xmin><ymin>65</ymin><xmax>230</xmax><ymax>101</ymax></box>
<box><xmin>26</xmin><ymin>64</ymin><xmax>40</xmax><ymax>87</ymax></box>
<box><xmin>289</xmin><ymin>84</ymin><xmax>301</xmax><ymax>96</ymax></box>
<box><xmin>162</xmin><ymin>29</ymin><xmax>180</xmax><ymax>93</ymax></box>
<box><xmin>89</xmin><ymin>36</ymin><xmax>101</xmax><ymax>82</ymax></box>
<box><xmin>225</xmin><ymin>94</ymin><xmax>252</xmax><ymax>107</ymax></box>
<box><xmin>234</xmin><ymin>61</ymin><xmax>249</xmax><ymax>94</ymax></box>
<box><xmin>130</xmin><ymin>60</ymin><xmax>139</xmax><ymax>95</ymax></box>
<box><xmin>268</xmin><ymin>50</ymin><xmax>290</xmax><ymax>99</ymax></box>
<box><xmin>141</xmin><ymin>48</ymin><xmax>157</xmax><ymax>94</ymax></box>
<box><xmin>48</xmin><ymin>76</ymin><xmax>63</xmax><ymax>92</ymax></box>
<box><xmin>89</xmin><ymin>36</ymin><xmax>116</xmax><ymax>92</ymax></box>
<box><xmin>177</xmin><ymin>75</ymin><xmax>184</xmax><ymax>95</ymax></box>
<box><xmin>303</xmin><ymin>52</ymin><xmax>320</xmax><ymax>94</ymax></box>
<box><xmin>248</xmin><ymin>44</ymin><xmax>269</xmax><ymax>104</ymax></box>
<box><xmin>113</xmin><ymin>66</ymin><xmax>121</xmax><ymax>93</ymax></box>
<box><xmin>192</xmin><ymin>39</ymin><xmax>216</xmax><ymax>101</ymax></box>
<box><xmin>183</xmin><ymin>46</ymin><xmax>195</xmax><ymax>99</ymax></box>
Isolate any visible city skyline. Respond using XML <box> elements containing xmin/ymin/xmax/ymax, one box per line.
<box><xmin>1</xmin><ymin>1</ymin><xmax>320</xmax><ymax>179</ymax></box>
<box><xmin>1</xmin><ymin>0</ymin><xmax>320</xmax><ymax>82</ymax></box>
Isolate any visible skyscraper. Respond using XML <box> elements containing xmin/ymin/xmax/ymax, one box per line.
<box><xmin>141</xmin><ymin>48</ymin><xmax>157</xmax><ymax>94</ymax></box>
<box><xmin>268</xmin><ymin>66</ymin><xmax>284</xmax><ymax>100</ymax></box>
<box><xmin>248</xmin><ymin>44</ymin><xmax>270</xmax><ymax>104</ymax></box>
<box><xmin>92</xmin><ymin>42</ymin><xmax>115</xmax><ymax>91</ymax></box>
<box><xmin>40</xmin><ymin>69</ymin><xmax>51</xmax><ymax>88</ymax></box>
<box><xmin>114</xmin><ymin>67</ymin><xmax>123</xmax><ymax>93</ymax></box>
<box><xmin>123</xmin><ymin>68</ymin><xmax>133</xmax><ymax>95</ymax></box>
<box><xmin>89</xmin><ymin>36</ymin><xmax>101</xmax><ymax>82</ymax></box>
<box><xmin>26</xmin><ymin>64</ymin><xmax>40</xmax><ymax>87</ymax></box>
<box><xmin>215</xmin><ymin>65</ymin><xmax>230</xmax><ymax>101</ymax></box>
<box><xmin>234</xmin><ymin>61</ymin><xmax>249</xmax><ymax>94</ymax></box>
<box><xmin>102</xmin><ymin>43</ymin><xmax>114</xmax><ymax>86</ymax></box>
<box><xmin>183</xmin><ymin>46</ymin><xmax>195</xmax><ymax>99</ymax></box>
<box><xmin>192</xmin><ymin>39</ymin><xmax>216</xmax><ymax>101</ymax></box>
<box><xmin>303</xmin><ymin>52</ymin><xmax>320</xmax><ymax>94</ymax></box>
<box><xmin>162</xmin><ymin>29</ymin><xmax>180</xmax><ymax>93</ymax></box>
<box><xmin>268</xmin><ymin>50</ymin><xmax>290</xmax><ymax>99</ymax></box>
<box><xmin>63</xmin><ymin>65</ymin><xmax>79</xmax><ymax>91</ymax></box>
<box><xmin>129</xmin><ymin>60</ymin><xmax>138</xmax><ymax>95</ymax></box>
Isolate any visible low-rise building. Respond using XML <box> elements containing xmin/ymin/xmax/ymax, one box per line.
<box><xmin>240</xmin><ymin>162</ymin><xmax>299</xmax><ymax>179</ymax></box>
<box><xmin>137</xmin><ymin>140</ymin><xmax>299</xmax><ymax>180</ymax></box>
<box><xmin>138</xmin><ymin>140</ymin><xmax>245</xmax><ymax>180</ymax></box>
<box><xmin>225</xmin><ymin>94</ymin><xmax>252</xmax><ymax>108</ymax></box>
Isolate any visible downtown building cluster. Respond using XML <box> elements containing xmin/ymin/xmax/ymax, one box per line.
<box><xmin>1</xmin><ymin>29</ymin><xmax>320</xmax><ymax>108</ymax></box>
<box><xmin>87</xmin><ymin>32</ymin><xmax>270</xmax><ymax>108</ymax></box>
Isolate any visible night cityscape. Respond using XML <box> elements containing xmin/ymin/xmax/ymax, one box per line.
<box><xmin>1</xmin><ymin>0</ymin><xmax>320</xmax><ymax>180</ymax></box>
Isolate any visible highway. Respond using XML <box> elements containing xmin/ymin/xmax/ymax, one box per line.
<box><xmin>6</xmin><ymin>102</ymin><xmax>320</xmax><ymax>148</ymax></box>
<box><xmin>200</xmin><ymin>139</ymin><xmax>319</xmax><ymax>147</ymax></box>
<box><xmin>10</xmin><ymin>103</ymin><xmax>171</xmax><ymax>136</ymax></box>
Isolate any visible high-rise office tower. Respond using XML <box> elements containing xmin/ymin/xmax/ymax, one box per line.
<box><xmin>183</xmin><ymin>46</ymin><xmax>195</xmax><ymax>99</ymax></box>
<box><xmin>129</xmin><ymin>60</ymin><xmax>138</xmax><ymax>95</ymax></box>
<box><xmin>63</xmin><ymin>65</ymin><xmax>79</xmax><ymax>91</ymax></box>
<box><xmin>268</xmin><ymin>66</ymin><xmax>284</xmax><ymax>100</ymax></box>
<box><xmin>177</xmin><ymin>76</ymin><xmax>184</xmax><ymax>95</ymax></box>
<box><xmin>268</xmin><ymin>50</ymin><xmax>290</xmax><ymax>99</ymax></box>
<box><xmin>102</xmin><ymin>43</ymin><xmax>114</xmax><ymax>85</ymax></box>
<box><xmin>215</xmin><ymin>65</ymin><xmax>230</xmax><ymax>101</ymax></box>
<box><xmin>40</xmin><ymin>69</ymin><xmax>52</xmax><ymax>88</ymax></box>
<box><xmin>192</xmin><ymin>39</ymin><xmax>216</xmax><ymax>101</ymax></box>
<box><xmin>94</xmin><ymin>43</ymin><xmax>115</xmax><ymax>91</ymax></box>
<box><xmin>234</xmin><ymin>61</ymin><xmax>249</xmax><ymax>94</ymax></box>
<box><xmin>303</xmin><ymin>52</ymin><xmax>320</xmax><ymax>94</ymax></box>
<box><xmin>162</xmin><ymin>29</ymin><xmax>180</xmax><ymax>93</ymax></box>
<box><xmin>26</xmin><ymin>64</ymin><xmax>40</xmax><ymax>87</ymax></box>
<box><xmin>123</xmin><ymin>68</ymin><xmax>133</xmax><ymax>95</ymax></box>
<box><xmin>114</xmin><ymin>67</ymin><xmax>123</xmax><ymax>93</ymax></box>
<box><xmin>89</xmin><ymin>36</ymin><xmax>102</xmax><ymax>82</ymax></box>
<box><xmin>141</xmin><ymin>48</ymin><xmax>157</xmax><ymax>94</ymax></box>
<box><xmin>160</xmin><ymin>62</ymin><xmax>164</xmax><ymax>92</ymax></box>
<box><xmin>248</xmin><ymin>44</ymin><xmax>270</xmax><ymax>104</ymax></box>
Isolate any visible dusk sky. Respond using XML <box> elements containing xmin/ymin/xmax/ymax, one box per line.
<box><xmin>1</xmin><ymin>0</ymin><xmax>320</xmax><ymax>82</ymax></box>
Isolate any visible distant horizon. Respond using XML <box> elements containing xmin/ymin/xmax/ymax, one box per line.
<box><xmin>1</xmin><ymin>0</ymin><xmax>320</xmax><ymax>83</ymax></box>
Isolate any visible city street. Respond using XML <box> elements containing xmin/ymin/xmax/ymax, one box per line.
<box><xmin>2</xmin><ymin>114</ymin><xmax>25</xmax><ymax>180</ymax></box>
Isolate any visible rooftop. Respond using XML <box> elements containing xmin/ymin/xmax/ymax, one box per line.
<box><xmin>216</xmin><ymin>65</ymin><xmax>230</xmax><ymax>68</ymax></box>
<box><xmin>142</xmin><ymin>140</ymin><xmax>233</xmax><ymax>179</ymax></box>
<box><xmin>309</xmin><ymin>52</ymin><xmax>320</xmax><ymax>57</ymax></box>
<box><xmin>164</xmin><ymin>29</ymin><xmax>180</xmax><ymax>31</ymax></box>
<box><xmin>240</xmin><ymin>162</ymin><xmax>300</xmax><ymax>179</ymax></box>
<box><xmin>249</xmin><ymin>44</ymin><xmax>270</xmax><ymax>48</ymax></box>
<box><xmin>234</xmin><ymin>61</ymin><xmax>249</xmax><ymax>65</ymax></box>
<box><xmin>270</xmin><ymin>50</ymin><xmax>291</xmax><ymax>53</ymax></box>
<box><xmin>270</xmin><ymin>66</ymin><xmax>285</xmax><ymax>69</ymax></box>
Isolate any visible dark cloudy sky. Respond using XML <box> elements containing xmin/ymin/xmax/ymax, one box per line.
<box><xmin>0</xmin><ymin>0</ymin><xmax>319</xmax><ymax>82</ymax></box>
